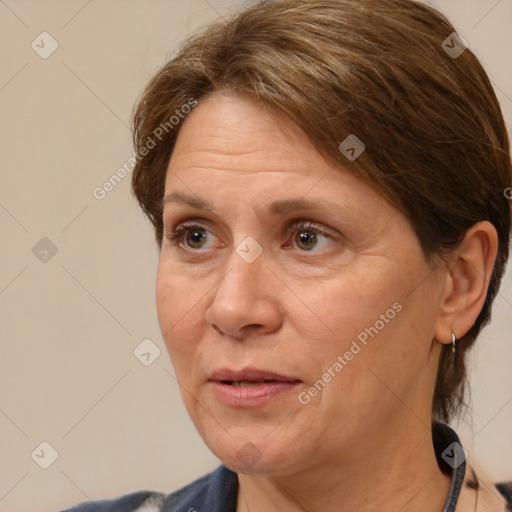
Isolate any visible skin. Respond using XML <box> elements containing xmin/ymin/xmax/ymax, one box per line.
<box><xmin>155</xmin><ymin>93</ymin><xmax>498</xmax><ymax>512</ymax></box>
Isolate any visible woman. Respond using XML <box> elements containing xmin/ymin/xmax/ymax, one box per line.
<box><xmin>63</xmin><ymin>0</ymin><xmax>511</xmax><ymax>510</ymax></box>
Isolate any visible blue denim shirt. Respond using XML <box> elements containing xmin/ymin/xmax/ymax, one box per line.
<box><xmin>61</xmin><ymin>423</ymin><xmax>510</xmax><ymax>512</ymax></box>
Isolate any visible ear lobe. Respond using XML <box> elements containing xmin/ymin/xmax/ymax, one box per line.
<box><xmin>434</xmin><ymin>221</ymin><xmax>498</xmax><ymax>345</ymax></box>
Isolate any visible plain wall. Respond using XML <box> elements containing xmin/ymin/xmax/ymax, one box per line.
<box><xmin>0</xmin><ymin>1</ymin><xmax>511</xmax><ymax>511</ymax></box>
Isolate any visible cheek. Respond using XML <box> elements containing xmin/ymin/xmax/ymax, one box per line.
<box><xmin>300</xmin><ymin>267</ymin><xmax>397</xmax><ymax>344</ymax></box>
<box><xmin>295</xmin><ymin>259</ymin><xmax>431</xmax><ymax>382</ymax></box>
<box><xmin>282</xmin><ymin>275</ymin><xmax>396</xmax><ymax>399</ymax></box>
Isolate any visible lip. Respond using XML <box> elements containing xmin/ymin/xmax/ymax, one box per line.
<box><xmin>208</xmin><ymin>367</ymin><xmax>302</xmax><ymax>407</ymax></box>
<box><xmin>209</xmin><ymin>368</ymin><xmax>300</xmax><ymax>383</ymax></box>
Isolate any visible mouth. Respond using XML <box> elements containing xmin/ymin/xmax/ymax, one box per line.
<box><xmin>209</xmin><ymin>368</ymin><xmax>301</xmax><ymax>384</ymax></box>
<box><xmin>208</xmin><ymin>368</ymin><xmax>302</xmax><ymax>407</ymax></box>
<box><xmin>221</xmin><ymin>379</ymin><xmax>287</xmax><ymax>387</ymax></box>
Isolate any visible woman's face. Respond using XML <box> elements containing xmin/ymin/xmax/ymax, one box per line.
<box><xmin>156</xmin><ymin>93</ymin><xmax>447</xmax><ymax>475</ymax></box>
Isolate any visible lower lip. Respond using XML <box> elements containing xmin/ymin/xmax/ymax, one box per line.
<box><xmin>209</xmin><ymin>381</ymin><xmax>301</xmax><ymax>407</ymax></box>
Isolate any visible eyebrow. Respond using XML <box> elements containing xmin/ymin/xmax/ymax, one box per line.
<box><xmin>162</xmin><ymin>191</ymin><xmax>355</xmax><ymax>219</ymax></box>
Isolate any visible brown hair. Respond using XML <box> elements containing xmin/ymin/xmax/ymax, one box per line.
<box><xmin>131</xmin><ymin>0</ymin><xmax>512</xmax><ymax>422</ymax></box>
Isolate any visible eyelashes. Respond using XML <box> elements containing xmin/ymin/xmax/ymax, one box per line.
<box><xmin>166</xmin><ymin>224</ymin><xmax>212</xmax><ymax>249</ymax></box>
<box><xmin>164</xmin><ymin>219</ymin><xmax>337</xmax><ymax>253</ymax></box>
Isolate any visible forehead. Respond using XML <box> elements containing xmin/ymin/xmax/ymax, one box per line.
<box><xmin>162</xmin><ymin>93</ymin><xmax>389</xmax><ymax>225</ymax></box>
<box><xmin>166</xmin><ymin>93</ymin><xmax>328</xmax><ymax>178</ymax></box>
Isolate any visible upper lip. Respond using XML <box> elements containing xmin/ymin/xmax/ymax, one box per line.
<box><xmin>209</xmin><ymin>367</ymin><xmax>301</xmax><ymax>383</ymax></box>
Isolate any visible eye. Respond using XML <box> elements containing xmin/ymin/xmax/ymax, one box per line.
<box><xmin>165</xmin><ymin>223</ymin><xmax>219</xmax><ymax>250</ymax></box>
<box><xmin>164</xmin><ymin>219</ymin><xmax>336</xmax><ymax>253</ymax></box>
<box><xmin>286</xmin><ymin>220</ymin><xmax>336</xmax><ymax>252</ymax></box>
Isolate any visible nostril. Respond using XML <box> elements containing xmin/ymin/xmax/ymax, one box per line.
<box><xmin>212</xmin><ymin>324</ymin><xmax>223</xmax><ymax>335</ymax></box>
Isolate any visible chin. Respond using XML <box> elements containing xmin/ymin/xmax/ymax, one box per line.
<box><xmin>201</xmin><ymin>426</ymin><xmax>301</xmax><ymax>475</ymax></box>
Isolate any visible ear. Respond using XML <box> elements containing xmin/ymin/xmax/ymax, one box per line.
<box><xmin>434</xmin><ymin>221</ymin><xmax>498</xmax><ymax>346</ymax></box>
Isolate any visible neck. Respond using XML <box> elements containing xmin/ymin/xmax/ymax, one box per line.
<box><xmin>236</xmin><ymin>418</ymin><xmax>452</xmax><ymax>512</ymax></box>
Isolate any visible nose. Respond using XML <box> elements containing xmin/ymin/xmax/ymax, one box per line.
<box><xmin>204</xmin><ymin>249</ymin><xmax>282</xmax><ymax>340</ymax></box>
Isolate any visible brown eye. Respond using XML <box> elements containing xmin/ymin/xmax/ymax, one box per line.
<box><xmin>287</xmin><ymin>220</ymin><xmax>335</xmax><ymax>252</ymax></box>
<box><xmin>295</xmin><ymin>229</ymin><xmax>318</xmax><ymax>251</ymax></box>
<box><xmin>166</xmin><ymin>224</ymin><xmax>215</xmax><ymax>250</ymax></box>
<box><xmin>184</xmin><ymin>227</ymin><xmax>208</xmax><ymax>249</ymax></box>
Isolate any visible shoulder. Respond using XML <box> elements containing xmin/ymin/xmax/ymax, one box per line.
<box><xmin>60</xmin><ymin>491</ymin><xmax>166</xmax><ymax>512</ymax></box>
<box><xmin>162</xmin><ymin>464</ymin><xmax>237</xmax><ymax>511</ymax></box>
<box><xmin>60</xmin><ymin>465</ymin><xmax>238</xmax><ymax>512</ymax></box>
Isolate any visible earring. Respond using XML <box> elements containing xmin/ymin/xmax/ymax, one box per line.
<box><xmin>451</xmin><ymin>332</ymin><xmax>456</xmax><ymax>354</ymax></box>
